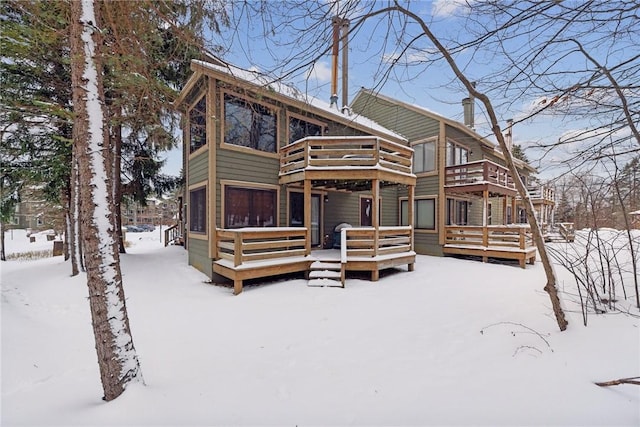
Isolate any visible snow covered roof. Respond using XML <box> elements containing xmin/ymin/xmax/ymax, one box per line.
<box><xmin>189</xmin><ymin>60</ymin><xmax>406</xmax><ymax>143</ymax></box>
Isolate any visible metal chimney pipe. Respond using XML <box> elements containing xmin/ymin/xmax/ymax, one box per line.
<box><xmin>462</xmin><ymin>97</ymin><xmax>474</xmax><ymax>129</ymax></box>
<box><xmin>330</xmin><ymin>16</ymin><xmax>340</xmax><ymax>108</ymax></box>
<box><xmin>505</xmin><ymin>118</ymin><xmax>514</xmax><ymax>151</ymax></box>
<box><xmin>341</xmin><ymin>18</ymin><xmax>350</xmax><ymax>114</ymax></box>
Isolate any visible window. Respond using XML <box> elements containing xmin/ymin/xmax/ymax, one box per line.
<box><xmin>413</xmin><ymin>139</ymin><xmax>436</xmax><ymax>173</ymax></box>
<box><xmin>189</xmin><ymin>187</ymin><xmax>206</xmax><ymax>233</ymax></box>
<box><xmin>289</xmin><ymin>116</ymin><xmax>323</xmax><ymax>144</ymax></box>
<box><xmin>400</xmin><ymin>198</ymin><xmax>436</xmax><ymax>230</ymax></box>
<box><xmin>224</xmin><ymin>93</ymin><xmax>277</xmax><ymax>153</ymax></box>
<box><xmin>189</xmin><ymin>96</ymin><xmax>207</xmax><ymax>153</ymax></box>
<box><xmin>446</xmin><ymin>140</ymin><xmax>469</xmax><ymax>166</ymax></box>
<box><xmin>446</xmin><ymin>198</ymin><xmax>468</xmax><ymax>225</ymax></box>
<box><xmin>225</xmin><ymin>186</ymin><xmax>276</xmax><ymax>228</ymax></box>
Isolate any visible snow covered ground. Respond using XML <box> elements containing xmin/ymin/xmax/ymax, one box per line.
<box><xmin>2</xmin><ymin>229</ymin><xmax>639</xmax><ymax>425</ymax></box>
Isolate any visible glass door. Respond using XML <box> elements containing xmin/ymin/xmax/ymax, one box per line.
<box><xmin>289</xmin><ymin>192</ymin><xmax>321</xmax><ymax>246</ymax></box>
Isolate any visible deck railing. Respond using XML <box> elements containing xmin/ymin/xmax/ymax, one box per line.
<box><xmin>444</xmin><ymin>225</ymin><xmax>534</xmax><ymax>250</ymax></box>
<box><xmin>164</xmin><ymin>223</ymin><xmax>182</xmax><ymax>247</ymax></box>
<box><xmin>280</xmin><ymin>136</ymin><xmax>413</xmax><ymax>176</ymax></box>
<box><xmin>341</xmin><ymin>226</ymin><xmax>413</xmax><ymax>260</ymax></box>
<box><xmin>215</xmin><ymin>227</ymin><xmax>309</xmax><ymax>267</ymax></box>
<box><xmin>444</xmin><ymin>160</ymin><xmax>515</xmax><ymax>190</ymax></box>
<box><xmin>525</xmin><ymin>186</ymin><xmax>555</xmax><ymax>203</ymax></box>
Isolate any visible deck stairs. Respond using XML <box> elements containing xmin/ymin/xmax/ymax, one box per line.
<box><xmin>544</xmin><ymin>223</ymin><xmax>575</xmax><ymax>243</ymax></box>
<box><xmin>307</xmin><ymin>260</ymin><xmax>345</xmax><ymax>288</ymax></box>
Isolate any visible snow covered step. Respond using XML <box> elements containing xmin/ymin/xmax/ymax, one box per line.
<box><xmin>310</xmin><ymin>261</ymin><xmax>342</xmax><ymax>270</ymax></box>
<box><xmin>309</xmin><ymin>270</ymin><xmax>342</xmax><ymax>279</ymax></box>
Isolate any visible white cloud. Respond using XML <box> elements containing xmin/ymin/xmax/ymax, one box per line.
<box><xmin>306</xmin><ymin>61</ymin><xmax>332</xmax><ymax>83</ymax></box>
<box><xmin>431</xmin><ymin>0</ymin><xmax>475</xmax><ymax>18</ymax></box>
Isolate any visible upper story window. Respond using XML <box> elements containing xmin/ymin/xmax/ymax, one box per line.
<box><xmin>224</xmin><ymin>93</ymin><xmax>277</xmax><ymax>153</ymax></box>
<box><xmin>288</xmin><ymin>115</ymin><xmax>324</xmax><ymax>144</ymax></box>
<box><xmin>413</xmin><ymin>138</ymin><xmax>436</xmax><ymax>173</ymax></box>
<box><xmin>446</xmin><ymin>140</ymin><xmax>469</xmax><ymax>166</ymax></box>
<box><xmin>189</xmin><ymin>96</ymin><xmax>207</xmax><ymax>153</ymax></box>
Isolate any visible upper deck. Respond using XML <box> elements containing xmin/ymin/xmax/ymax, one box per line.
<box><xmin>279</xmin><ymin>136</ymin><xmax>416</xmax><ymax>188</ymax></box>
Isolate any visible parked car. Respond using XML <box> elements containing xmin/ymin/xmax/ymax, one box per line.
<box><xmin>125</xmin><ymin>225</ymin><xmax>143</xmax><ymax>232</ymax></box>
<box><xmin>138</xmin><ymin>224</ymin><xmax>155</xmax><ymax>232</ymax></box>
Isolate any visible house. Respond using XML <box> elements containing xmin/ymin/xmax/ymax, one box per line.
<box><xmin>350</xmin><ymin>88</ymin><xmax>555</xmax><ymax>266</ymax></box>
<box><xmin>174</xmin><ymin>59</ymin><xmax>417</xmax><ymax>294</ymax></box>
<box><xmin>10</xmin><ymin>185</ymin><xmax>64</xmax><ymax>234</ymax></box>
<box><xmin>121</xmin><ymin>195</ymin><xmax>181</xmax><ymax>228</ymax></box>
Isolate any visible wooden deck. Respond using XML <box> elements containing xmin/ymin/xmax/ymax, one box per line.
<box><xmin>443</xmin><ymin>225</ymin><xmax>536</xmax><ymax>268</ymax></box>
<box><xmin>279</xmin><ymin>136</ymin><xmax>415</xmax><ymax>187</ymax></box>
<box><xmin>444</xmin><ymin>160</ymin><xmax>516</xmax><ymax>196</ymax></box>
<box><xmin>212</xmin><ymin>226</ymin><xmax>415</xmax><ymax>294</ymax></box>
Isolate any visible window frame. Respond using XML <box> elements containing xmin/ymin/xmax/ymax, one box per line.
<box><xmin>286</xmin><ymin>112</ymin><xmax>326</xmax><ymax>145</ymax></box>
<box><xmin>399</xmin><ymin>196</ymin><xmax>437</xmax><ymax>232</ymax></box>
<box><xmin>411</xmin><ymin>137</ymin><xmax>438</xmax><ymax>175</ymax></box>
<box><xmin>188</xmin><ymin>94</ymin><xmax>207</xmax><ymax>155</ymax></box>
<box><xmin>188</xmin><ymin>183</ymin><xmax>208</xmax><ymax>238</ymax></box>
<box><xmin>220</xmin><ymin>180</ymin><xmax>280</xmax><ymax>229</ymax></box>
<box><xmin>220</xmin><ymin>90</ymin><xmax>279</xmax><ymax>158</ymax></box>
<box><xmin>445</xmin><ymin>138</ymin><xmax>470</xmax><ymax>167</ymax></box>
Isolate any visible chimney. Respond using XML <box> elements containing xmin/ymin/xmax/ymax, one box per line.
<box><xmin>504</xmin><ymin>118</ymin><xmax>514</xmax><ymax>151</ymax></box>
<box><xmin>462</xmin><ymin>82</ymin><xmax>476</xmax><ymax>129</ymax></box>
<box><xmin>341</xmin><ymin>17</ymin><xmax>350</xmax><ymax>115</ymax></box>
<box><xmin>462</xmin><ymin>97</ymin><xmax>474</xmax><ymax>129</ymax></box>
<box><xmin>330</xmin><ymin>16</ymin><xmax>340</xmax><ymax>109</ymax></box>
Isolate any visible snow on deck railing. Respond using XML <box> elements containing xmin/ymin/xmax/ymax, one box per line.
<box><xmin>444</xmin><ymin>159</ymin><xmax>514</xmax><ymax>190</ymax></box>
<box><xmin>341</xmin><ymin>226</ymin><xmax>413</xmax><ymax>260</ymax></box>
<box><xmin>280</xmin><ymin>136</ymin><xmax>413</xmax><ymax>176</ymax></box>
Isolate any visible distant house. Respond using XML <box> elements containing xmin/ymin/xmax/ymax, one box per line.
<box><xmin>121</xmin><ymin>196</ymin><xmax>180</xmax><ymax>227</ymax></box>
<box><xmin>174</xmin><ymin>58</ymin><xmax>554</xmax><ymax>293</ymax></box>
<box><xmin>630</xmin><ymin>210</ymin><xmax>640</xmax><ymax>228</ymax></box>
<box><xmin>10</xmin><ymin>185</ymin><xmax>64</xmax><ymax>233</ymax></box>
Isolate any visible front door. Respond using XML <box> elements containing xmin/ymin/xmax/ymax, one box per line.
<box><xmin>289</xmin><ymin>192</ymin><xmax>321</xmax><ymax>246</ymax></box>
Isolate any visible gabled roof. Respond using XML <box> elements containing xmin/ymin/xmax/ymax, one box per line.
<box><xmin>352</xmin><ymin>88</ymin><xmax>536</xmax><ymax>173</ymax></box>
<box><xmin>175</xmin><ymin>60</ymin><xmax>406</xmax><ymax>144</ymax></box>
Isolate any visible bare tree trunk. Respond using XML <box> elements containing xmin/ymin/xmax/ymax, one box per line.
<box><xmin>113</xmin><ymin>122</ymin><xmax>126</xmax><ymax>254</ymax></box>
<box><xmin>70</xmin><ymin>0</ymin><xmax>142</xmax><ymax>401</ymax></box>
<box><xmin>392</xmin><ymin>2</ymin><xmax>568</xmax><ymax>330</ymax></box>
<box><xmin>69</xmin><ymin>144</ymin><xmax>82</xmax><ymax>276</ymax></box>
<box><xmin>0</xmin><ymin>220</ymin><xmax>5</xmax><ymax>262</ymax></box>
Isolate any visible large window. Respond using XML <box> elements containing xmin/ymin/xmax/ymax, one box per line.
<box><xmin>289</xmin><ymin>116</ymin><xmax>323</xmax><ymax>144</ymax></box>
<box><xmin>413</xmin><ymin>139</ymin><xmax>436</xmax><ymax>173</ymax></box>
<box><xmin>189</xmin><ymin>187</ymin><xmax>206</xmax><ymax>233</ymax></box>
<box><xmin>446</xmin><ymin>198</ymin><xmax>468</xmax><ymax>225</ymax></box>
<box><xmin>224</xmin><ymin>93</ymin><xmax>277</xmax><ymax>153</ymax></box>
<box><xmin>401</xmin><ymin>198</ymin><xmax>436</xmax><ymax>230</ymax></box>
<box><xmin>225</xmin><ymin>186</ymin><xmax>277</xmax><ymax>228</ymax></box>
<box><xmin>189</xmin><ymin>96</ymin><xmax>207</xmax><ymax>153</ymax></box>
<box><xmin>446</xmin><ymin>140</ymin><xmax>469</xmax><ymax>166</ymax></box>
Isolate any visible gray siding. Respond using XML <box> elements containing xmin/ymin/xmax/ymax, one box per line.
<box><xmin>188</xmin><ymin>151</ymin><xmax>208</xmax><ymax>184</ymax></box>
<box><xmin>187</xmin><ymin>238</ymin><xmax>212</xmax><ymax>277</ymax></box>
<box><xmin>352</xmin><ymin>92</ymin><xmax>439</xmax><ymax>141</ymax></box>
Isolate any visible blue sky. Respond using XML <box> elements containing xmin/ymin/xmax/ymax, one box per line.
<box><xmin>163</xmin><ymin>0</ymin><xmax>637</xmax><ymax>181</ymax></box>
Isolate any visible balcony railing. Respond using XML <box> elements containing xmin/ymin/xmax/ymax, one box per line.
<box><xmin>525</xmin><ymin>186</ymin><xmax>555</xmax><ymax>203</ymax></box>
<box><xmin>215</xmin><ymin>227</ymin><xmax>309</xmax><ymax>267</ymax></box>
<box><xmin>444</xmin><ymin>160</ymin><xmax>515</xmax><ymax>190</ymax></box>
<box><xmin>280</xmin><ymin>136</ymin><xmax>413</xmax><ymax>177</ymax></box>
<box><xmin>444</xmin><ymin>225</ymin><xmax>534</xmax><ymax>250</ymax></box>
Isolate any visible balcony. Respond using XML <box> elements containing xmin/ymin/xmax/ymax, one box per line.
<box><xmin>445</xmin><ymin>160</ymin><xmax>516</xmax><ymax>196</ymax></box>
<box><xmin>279</xmin><ymin>136</ymin><xmax>415</xmax><ymax>188</ymax></box>
<box><xmin>523</xmin><ymin>185</ymin><xmax>555</xmax><ymax>204</ymax></box>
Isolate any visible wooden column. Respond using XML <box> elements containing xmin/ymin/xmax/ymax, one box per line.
<box><xmin>511</xmin><ymin>197</ymin><xmax>516</xmax><ymax>224</ymax></box>
<box><xmin>482</xmin><ymin>189</ymin><xmax>488</xmax><ymax>227</ymax></box>
<box><xmin>408</xmin><ymin>184</ymin><xmax>415</xmax><ymax>251</ymax></box>
<box><xmin>408</xmin><ymin>183</ymin><xmax>415</xmax><ymax>272</ymax></box>
<box><xmin>304</xmin><ymin>179</ymin><xmax>312</xmax><ymax>255</ymax></box>
<box><xmin>372</xmin><ymin>179</ymin><xmax>380</xmax><ymax>257</ymax></box>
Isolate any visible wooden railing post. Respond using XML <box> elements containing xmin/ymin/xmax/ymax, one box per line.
<box><xmin>483</xmin><ymin>226</ymin><xmax>489</xmax><ymax>247</ymax></box>
<box><xmin>233</xmin><ymin>232</ymin><xmax>242</xmax><ymax>267</ymax></box>
<box><xmin>519</xmin><ymin>227</ymin><xmax>525</xmax><ymax>249</ymax></box>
